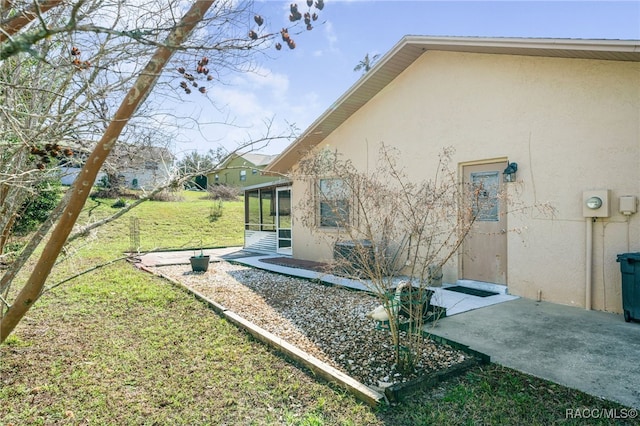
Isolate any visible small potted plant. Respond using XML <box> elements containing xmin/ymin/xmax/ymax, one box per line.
<box><xmin>189</xmin><ymin>243</ymin><xmax>210</xmax><ymax>272</ymax></box>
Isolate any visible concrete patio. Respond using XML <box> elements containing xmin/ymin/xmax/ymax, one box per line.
<box><xmin>428</xmin><ymin>297</ymin><xmax>640</xmax><ymax>410</ymax></box>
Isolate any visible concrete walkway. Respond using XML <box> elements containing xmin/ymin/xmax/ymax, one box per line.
<box><xmin>232</xmin><ymin>254</ymin><xmax>519</xmax><ymax>316</ymax></box>
<box><xmin>140</xmin><ymin>248</ymin><xmax>518</xmax><ymax>316</ymax></box>
<box><xmin>136</xmin><ymin>246</ymin><xmax>252</xmax><ymax>266</ymax></box>
<box><xmin>428</xmin><ymin>298</ymin><xmax>640</xmax><ymax>409</ymax></box>
<box><xmin>138</xmin><ymin>247</ymin><xmax>640</xmax><ymax>409</ymax></box>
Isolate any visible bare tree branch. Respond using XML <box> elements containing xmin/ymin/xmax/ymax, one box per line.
<box><xmin>0</xmin><ymin>0</ymin><xmax>64</xmax><ymax>44</ymax></box>
<box><xmin>42</xmin><ymin>254</ymin><xmax>129</xmax><ymax>294</ymax></box>
<box><xmin>0</xmin><ymin>0</ymin><xmax>216</xmax><ymax>343</ymax></box>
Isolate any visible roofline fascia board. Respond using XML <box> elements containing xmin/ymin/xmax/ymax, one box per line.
<box><xmin>241</xmin><ymin>179</ymin><xmax>292</xmax><ymax>191</ymax></box>
<box><xmin>403</xmin><ymin>35</ymin><xmax>640</xmax><ymax>52</ymax></box>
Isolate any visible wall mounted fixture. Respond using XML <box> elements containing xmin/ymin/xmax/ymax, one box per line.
<box><xmin>582</xmin><ymin>189</ymin><xmax>610</xmax><ymax>311</ymax></box>
<box><xmin>619</xmin><ymin>195</ymin><xmax>637</xmax><ymax>215</ymax></box>
<box><xmin>582</xmin><ymin>190</ymin><xmax>610</xmax><ymax>218</ymax></box>
<box><xmin>586</xmin><ymin>196</ymin><xmax>602</xmax><ymax>210</ymax></box>
<box><xmin>503</xmin><ymin>162</ymin><xmax>518</xmax><ymax>182</ymax></box>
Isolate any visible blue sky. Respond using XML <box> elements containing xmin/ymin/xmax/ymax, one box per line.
<box><xmin>168</xmin><ymin>1</ymin><xmax>640</xmax><ymax>158</ymax></box>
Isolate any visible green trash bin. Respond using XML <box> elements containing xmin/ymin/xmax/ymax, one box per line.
<box><xmin>616</xmin><ymin>252</ymin><xmax>640</xmax><ymax>322</ymax></box>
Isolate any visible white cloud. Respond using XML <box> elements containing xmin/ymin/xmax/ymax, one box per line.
<box><xmin>323</xmin><ymin>20</ymin><xmax>338</xmax><ymax>49</ymax></box>
<box><xmin>236</xmin><ymin>66</ymin><xmax>291</xmax><ymax>98</ymax></box>
<box><xmin>172</xmin><ymin>62</ymin><xmax>323</xmax><ymax>157</ymax></box>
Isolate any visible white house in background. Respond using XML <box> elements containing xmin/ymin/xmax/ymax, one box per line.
<box><xmin>59</xmin><ymin>160</ymin><xmax>107</xmax><ymax>186</ymax></box>
<box><xmin>60</xmin><ymin>145</ymin><xmax>175</xmax><ymax>189</ymax></box>
<box><xmin>263</xmin><ymin>36</ymin><xmax>640</xmax><ymax>314</ymax></box>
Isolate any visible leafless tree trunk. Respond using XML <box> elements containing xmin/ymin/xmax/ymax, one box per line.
<box><xmin>0</xmin><ymin>1</ymin><xmax>216</xmax><ymax>343</ymax></box>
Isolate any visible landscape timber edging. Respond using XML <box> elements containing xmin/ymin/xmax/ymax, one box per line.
<box><xmin>137</xmin><ymin>264</ymin><xmax>386</xmax><ymax>407</ymax></box>
<box><xmin>383</xmin><ymin>357</ymin><xmax>483</xmax><ymax>403</ymax></box>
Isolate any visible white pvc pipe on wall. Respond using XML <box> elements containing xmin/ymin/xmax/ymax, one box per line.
<box><xmin>586</xmin><ymin>218</ymin><xmax>593</xmax><ymax>310</ymax></box>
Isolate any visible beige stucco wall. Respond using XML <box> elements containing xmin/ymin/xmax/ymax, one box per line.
<box><xmin>290</xmin><ymin>50</ymin><xmax>640</xmax><ymax>313</ymax></box>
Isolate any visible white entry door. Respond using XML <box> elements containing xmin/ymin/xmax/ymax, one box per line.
<box><xmin>462</xmin><ymin>162</ymin><xmax>508</xmax><ymax>284</ymax></box>
<box><xmin>276</xmin><ymin>187</ymin><xmax>292</xmax><ymax>255</ymax></box>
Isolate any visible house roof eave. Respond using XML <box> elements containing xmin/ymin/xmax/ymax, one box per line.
<box><xmin>241</xmin><ymin>179</ymin><xmax>292</xmax><ymax>192</ymax></box>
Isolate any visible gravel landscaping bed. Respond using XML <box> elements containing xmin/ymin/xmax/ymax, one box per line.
<box><xmin>151</xmin><ymin>261</ymin><xmax>469</xmax><ymax>390</ymax></box>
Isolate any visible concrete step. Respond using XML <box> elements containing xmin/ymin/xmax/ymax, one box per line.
<box><xmin>453</xmin><ymin>279</ymin><xmax>509</xmax><ymax>295</ymax></box>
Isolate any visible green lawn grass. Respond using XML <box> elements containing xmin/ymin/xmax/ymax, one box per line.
<box><xmin>77</xmin><ymin>190</ymin><xmax>244</xmax><ymax>257</ymax></box>
<box><xmin>1</xmin><ymin>190</ymin><xmax>634</xmax><ymax>425</ymax></box>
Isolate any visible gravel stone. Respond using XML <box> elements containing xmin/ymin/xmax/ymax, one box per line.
<box><xmin>152</xmin><ymin>261</ymin><xmax>468</xmax><ymax>387</ymax></box>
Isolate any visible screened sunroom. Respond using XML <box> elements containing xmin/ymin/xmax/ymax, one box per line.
<box><xmin>243</xmin><ymin>180</ymin><xmax>292</xmax><ymax>254</ymax></box>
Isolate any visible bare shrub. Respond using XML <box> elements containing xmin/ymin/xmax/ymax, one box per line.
<box><xmin>295</xmin><ymin>143</ymin><xmax>554</xmax><ymax>373</ymax></box>
<box><xmin>90</xmin><ymin>188</ymin><xmax>138</xmax><ymax>200</ymax></box>
<box><xmin>209</xmin><ymin>200</ymin><xmax>224</xmax><ymax>222</ymax></box>
<box><xmin>207</xmin><ymin>184</ymin><xmax>240</xmax><ymax>201</ymax></box>
<box><xmin>148</xmin><ymin>190</ymin><xmax>184</xmax><ymax>202</ymax></box>
<box><xmin>295</xmin><ymin>144</ymin><xmax>483</xmax><ymax>373</ymax></box>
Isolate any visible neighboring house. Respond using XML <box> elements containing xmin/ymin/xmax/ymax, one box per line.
<box><xmin>208</xmin><ymin>153</ymin><xmax>278</xmax><ymax>188</ymax></box>
<box><xmin>262</xmin><ymin>36</ymin><xmax>640</xmax><ymax>314</ymax></box>
<box><xmin>59</xmin><ymin>154</ymin><xmax>107</xmax><ymax>187</ymax></box>
<box><xmin>60</xmin><ymin>145</ymin><xmax>175</xmax><ymax>189</ymax></box>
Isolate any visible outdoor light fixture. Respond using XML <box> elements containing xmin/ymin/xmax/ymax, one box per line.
<box><xmin>503</xmin><ymin>162</ymin><xmax>518</xmax><ymax>182</ymax></box>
